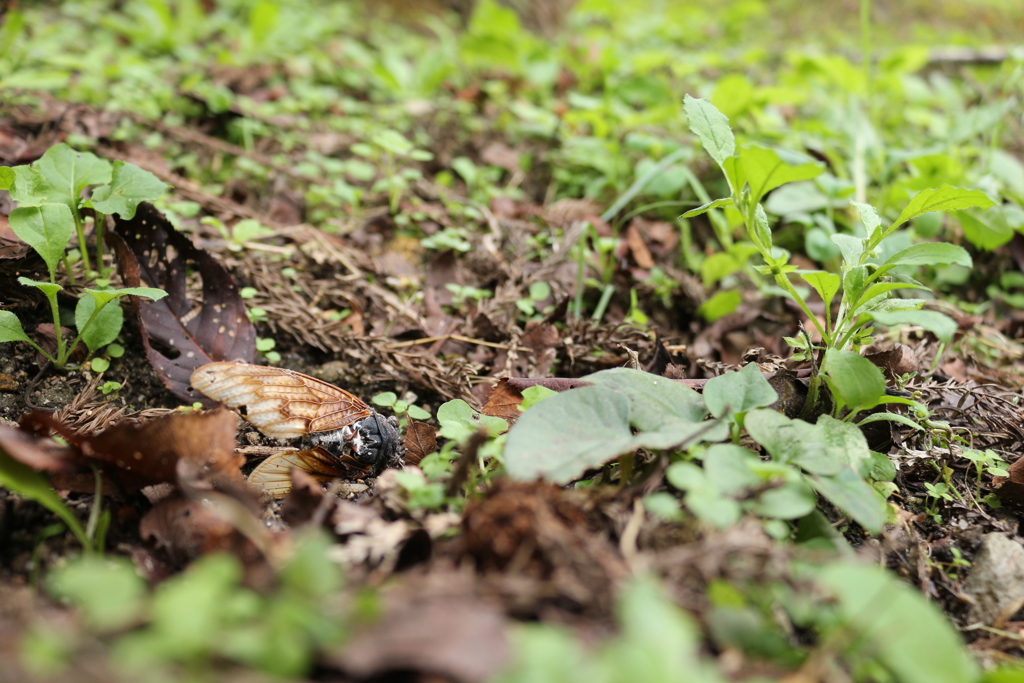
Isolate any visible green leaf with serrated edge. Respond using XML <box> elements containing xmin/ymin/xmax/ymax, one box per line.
<box><xmin>9</xmin><ymin>204</ymin><xmax>74</xmax><ymax>280</ymax></box>
<box><xmin>871</xmin><ymin>309</ymin><xmax>958</xmax><ymax>344</ymax></box>
<box><xmin>852</xmin><ymin>282</ymin><xmax>926</xmax><ymax>312</ymax></box>
<box><xmin>75</xmin><ymin>294</ymin><xmax>124</xmax><ymax>353</ymax></box>
<box><xmin>18</xmin><ymin>277</ymin><xmax>62</xmax><ymax>297</ymax></box>
<box><xmin>891</xmin><ymin>185</ymin><xmax>995</xmax><ymax>228</ymax></box>
<box><xmin>809</xmin><ymin>468</ymin><xmax>885</xmax><ymax>533</ymax></box>
<box><xmin>818</xmin><ymin>563</ymin><xmax>980</xmax><ymax>683</ymax></box>
<box><xmin>751</xmin><ymin>203</ymin><xmax>772</xmax><ymax>253</ymax></box>
<box><xmin>7</xmin><ymin>166</ymin><xmax>46</xmax><ymax>204</ymax></box>
<box><xmin>89</xmin><ymin>161</ymin><xmax>168</xmax><ymax>219</ymax></box>
<box><xmin>868</xmin><ymin>297</ymin><xmax>926</xmax><ymax>313</ymax></box>
<box><xmin>504</xmin><ymin>386</ymin><xmax>635</xmax><ymax>484</ymax></box>
<box><xmin>799</xmin><ymin>271</ymin><xmax>841</xmax><ymax>310</ymax></box>
<box><xmin>737</xmin><ymin>145</ymin><xmax>823</xmax><ymax>205</ymax></box>
<box><xmin>683</xmin><ymin>95</ymin><xmax>735</xmax><ymax>170</ymax></box>
<box><xmin>832</xmin><ymin>233</ymin><xmax>865</xmax><ymax>269</ymax></box>
<box><xmin>879</xmin><ymin>242</ymin><xmax>971</xmax><ymax>271</ymax></box>
<box><xmin>32</xmin><ymin>143</ymin><xmax>111</xmax><ymax>211</ymax></box>
<box><xmin>822</xmin><ymin>349</ymin><xmax>886</xmax><ymax>412</ymax></box>
<box><xmin>583</xmin><ymin>367</ymin><xmax>706</xmax><ymax>429</ymax></box>
<box><xmin>0</xmin><ymin>311</ymin><xmax>31</xmax><ymax>343</ymax></box>
<box><xmin>744</xmin><ymin>409</ymin><xmax>843</xmax><ymax>475</ymax></box>
<box><xmin>703</xmin><ymin>362</ymin><xmax>777</xmax><ymax>418</ymax></box>
<box><xmin>680</xmin><ymin>197</ymin><xmax>733</xmax><ymax>219</ymax></box>
<box><xmin>82</xmin><ymin>287</ymin><xmax>167</xmax><ymax>311</ymax></box>
<box><xmin>850</xmin><ymin>200</ymin><xmax>881</xmax><ymax>239</ymax></box>
<box><xmin>0</xmin><ymin>166</ymin><xmax>13</xmax><ymax>190</ymax></box>
<box><xmin>0</xmin><ymin>448</ymin><xmax>89</xmax><ymax>549</ymax></box>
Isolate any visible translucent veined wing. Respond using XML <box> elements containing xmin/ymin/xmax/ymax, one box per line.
<box><xmin>190</xmin><ymin>362</ymin><xmax>372</xmax><ymax>439</ymax></box>
<box><xmin>248</xmin><ymin>448</ymin><xmax>364</xmax><ymax>498</ymax></box>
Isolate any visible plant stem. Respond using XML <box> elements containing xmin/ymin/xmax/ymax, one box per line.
<box><xmin>44</xmin><ymin>290</ymin><xmax>67</xmax><ymax>366</ymax></box>
<box><xmin>591</xmin><ymin>284</ymin><xmax>616</xmax><ymax>322</ymax></box>
<box><xmin>73</xmin><ymin>210</ymin><xmax>92</xmax><ymax>277</ymax></box>
<box><xmin>94</xmin><ymin>212</ymin><xmax>106</xmax><ymax>276</ymax></box>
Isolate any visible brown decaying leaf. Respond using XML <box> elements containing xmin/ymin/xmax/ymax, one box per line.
<box><xmin>139</xmin><ymin>495</ymin><xmax>240</xmax><ymax>563</ymax></box>
<box><xmin>479</xmin><ymin>379</ymin><xmax>524</xmax><ymax>422</ymax></box>
<box><xmin>110</xmin><ymin>202</ymin><xmax>255</xmax><ymax>404</ymax></box>
<box><xmin>7</xmin><ymin>408</ymin><xmax>243</xmax><ymax>495</ymax></box>
<box><xmin>624</xmin><ymin>221</ymin><xmax>655</xmax><ymax>269</ymax></box>
<box><xmin>865</xmin><ymin>343</ymin><xmax>919</xmax><ymax>382</ymax></box>
<box><xmin>402</xmin><ymin>420</ymin><xmax>437</xmax><ymax>465</ymax></box>
<box><xmin>328</xmin><ymin>596</ymin><xmax>510</xmax><ymax>683</ymax></box>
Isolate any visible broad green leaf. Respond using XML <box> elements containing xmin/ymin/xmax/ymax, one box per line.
<box><xmin>744</xmin><ymin>409</ymin><xmax>842</xmax><ymax>475</ymax></box>
<box><xmin>9</xmin><ymin>203</ymin><xmax>74</xmax><ymax>280</ymax></box>
<box><xmin>504</xmin><ymin>386</ymin><xmax>634</xmax><ymax>484</ymax></box>
<box><xmin>81</xmin><ymin>286</ymin><xmax>167</xmax><ymax>311</ymax></box>
<box><xmin>869</xmin><ymin>297</ymin><xmax>926</xmax><ymax>313</ymax></box>
<box><xmin>850</xmin><ymin>200</ymin><xmax>881</xmax><ymax>238</ymax></box>
<box><xmin>583</xmin><ymin>367</ymin><xmax>707</xmax><ymax>428</ymax></box>
<box><xmin>685</xmin><ymin>488</ymin><xmax>742</xmax><ymax>528</ymax></box>
<box><xmin>821</xmin><ymin>349</ymin><xmax>886</xmax><ymax>411</ymax></box>
<box><xmin>75</xmin><ymin>294</ymin><xmax>124</xmax><ymax>353</ymax></box>
<box><xmin>6</xmin><ymin>166</ymin><xmax>46</xmax><ymax>204</ymax></box>
<box><xmin>832</xmin><ymin>233</ymin><xmax>865</xmax><ymax>269</ymax></box>
<box><xmin>437</xmin><ymin>399</ymin><xmax>507</xmax><ymax>441</ymax></box>
<box><xmin>681</xmin><ymin>197</ymin><xmax>733</xmax><ymax>219</ymax></box>
<box><xmin>0</xmin><ymin>447</ymin><xmax>88</xmax><ymax>548</ymax></box>
<box><xmin>33</xmin><ymin>143</ymin><xmax>112</xmax><ymax>211</ymax></box>
<box><xmin>89</xmin><ymin>160</ymin><xmax>168</xmax><ymax>219</ymax></box>
<box><xmin>871</xmin><ymin>309</ymin><xmax>958</xmax><ymax>344</ymax></box>
<box><xmin>0</xmin><ymin>166</ymin><xmax>13</xmax><ymax>190</ymax></box>
<box><xmin>891</xmin><ymin>185</ymin><xmax>995</xmax><ymax>228</ymax></box>
<box><xmin>737</xmin><ymin>145</ymin><xmax>823</xmax><ymax>205</ymax></box>
<box><xmin>0</xmin><ymin>310</ymin><xmax>31</xmax><ymax>343</ymax></box>
<box><xmin>809</xmin><ymin>469</ymin><xmax>885</xmax><ymax>533</ymax></box>
<box><xmin>703</xmin><ymin>362</ymin><xmax>777</xmax><ymax>418</ymax></box>
<box><xmin>751</xmin><ymin>479</ymin><xmax>816</xmax><ymax>519</ymax></box>
<box><xmin>633</xmin><ymin>419</ymin><xmax>729</xmax><ymax>451</ymax></box>
<box><xmin>697</xmin><ymin>290</ymin><xmax>741</xmax><ymax>322</ymax></box>
<box><xmin>799</xmin><ymin>271</ymin><xmax>841</xmax><ymax>310</ymax></box>
<box><xmin>667</xmin><ymin>462</ymin><xmax>706</xmax><ymax>491</ymax></box>
<box><xmin>48</xmin><ymin>556</ymin><xmax>146</xmax><ymax>632</ymax></box>
<box><xmin>818</xmin><ymin>415</ymin><xmax>871</xmax><ymax>473</ymax></box>
<box><xmin>683</xmin><ymin>95</ymin><xmax>735</xmax><ymax>170</ymax></box>
<box><xmin>702</xmin><ymin>444</ymin><xmax>762</xmax><ymax>495</ymax></box>
<box><xmin>818</xmin><ymin>563</ymin><xmax>980</xmax><ymax>683</ymax></box>
<box><xmin>879</xmin><ymin>242</ymin><xmax>971</xmax><ymax>270</ymax></box>
<box><xmin>957</xmin><ymin>208</ymin><xmax>1015</xmax><ymax>251</ymax></box>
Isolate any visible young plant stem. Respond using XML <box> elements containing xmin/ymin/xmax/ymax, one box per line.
<box><xmin>72</xmin><ymin>209</ymin><xmax>92</xmax><ymax>277</ymax></box>
<box><xmin>44</xmin><ymin>290</ymin><xmax>66</xmax><ymax>365</ymax></box>
<box><xmin>85</xmin><ymin>467</ymin><xmax>105</xmax><ymax>553</ymax></box>
<box><xmin>93</xmin><ymin>212</ymin><xmax>106</xmax><ymax>275</ymax></box>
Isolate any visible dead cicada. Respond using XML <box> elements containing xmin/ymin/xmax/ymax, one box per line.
<box><xmin>190</xmin><ymin>361</ymin><xmax>402</xmax><ymax>496</ymax></box>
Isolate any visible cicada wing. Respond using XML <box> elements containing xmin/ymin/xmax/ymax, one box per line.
<box><xmin>248</xmin><ymin>448</ymin><xmax>353</xmax><ymax>499</ymax></box>
<box><xmin>191</xmin><ymin>362</ymin><xmax>373</xmax><ymax>440</ymax></box>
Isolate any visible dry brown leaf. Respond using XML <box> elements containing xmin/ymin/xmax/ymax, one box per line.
<box><xmin>110</xmin><ymin>203</ymin><xmax>256</xmax><ymax>404</ymax></box>
<box><xmin>480</xmin><ymin>379</ymin><xmax>524</xmax><ymax>422</ymax></box>
<box><xmin>624</xmin><ymin>221</ymin><xmax>655</xmax><ymax>269</ymax></box>
<box><xmin>403</xmin><ymin>420</ymin><xmax>437</xmax><ymax>465</ymax></box>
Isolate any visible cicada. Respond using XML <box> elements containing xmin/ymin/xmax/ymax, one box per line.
<box><xmin>190</xmin><ymin>361</ymin><xmax>402</xmax><ymax>496</ymax></box>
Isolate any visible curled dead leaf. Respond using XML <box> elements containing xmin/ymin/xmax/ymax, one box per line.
<box><xmin>110</xmin><ymin>203</ymin><xmax>256</xmax><ymax>404</ymax></box>
<box><xmin>402</xmin><ymin>420</ymin><xmax>437</xmax><ymax>465</ymax></box>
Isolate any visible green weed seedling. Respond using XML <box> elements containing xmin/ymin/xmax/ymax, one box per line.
<box><xmin>371</xmin><ymin>391</ymin><xmax>431</xmax><ymax>430</ymax></box>
<box><xmin>504</xmin><ymin>366</ymin><xmax>887</xmax><ymax>535</ymax></box>
<box><xmin>0</xmin><ymin>144</ymin><xmax>168</xmax><ymax>369</ymax></box>
<box><xmin>351</xmin><ymin>130</ymin><xmax>433</xmax><ymax>214</ymax></box>
<box><xmin>681</xmin><ymin>95</ymin><xmax>995</xmax><ymax>424</ymax></box>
